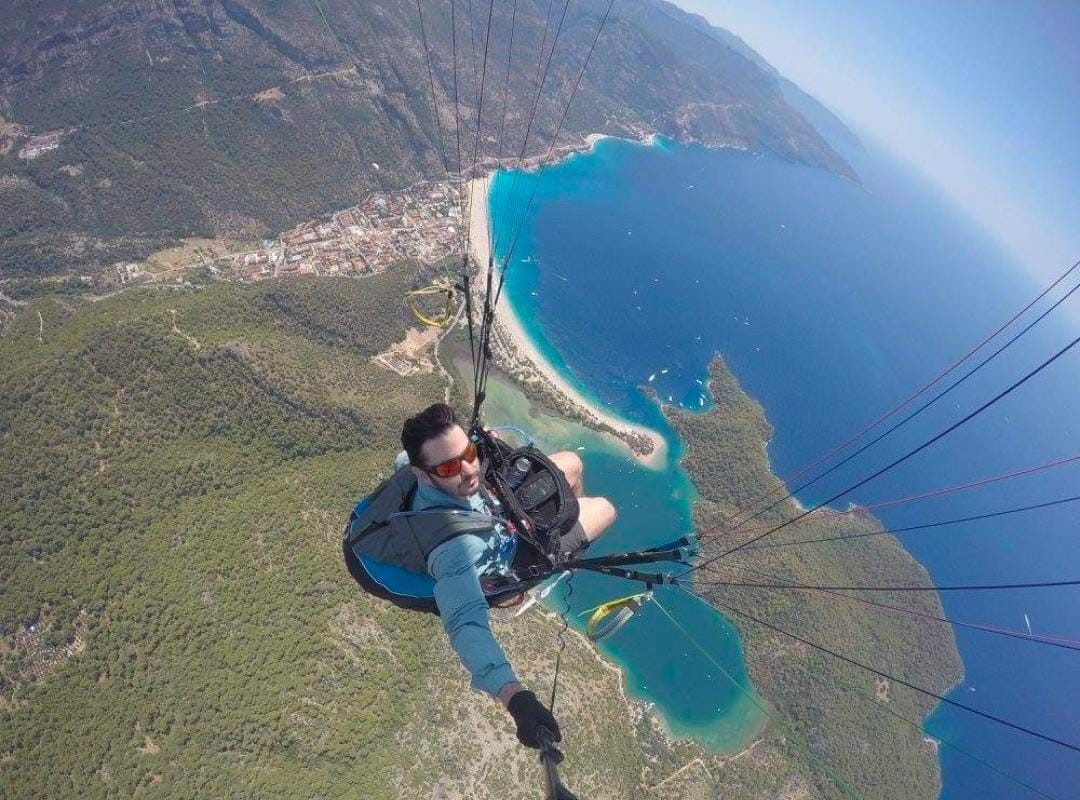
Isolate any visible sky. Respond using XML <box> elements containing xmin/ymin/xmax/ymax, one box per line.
<box><xmin>673</xmin><ymin>0</ymin><xmax>1080</xmax><ymax>286</ymax></box>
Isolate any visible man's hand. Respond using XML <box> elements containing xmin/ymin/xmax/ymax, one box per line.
<box><xmin>506</xmin><ymin>689</ymin><xmax>562</xmax><ymax>749</ymax></box>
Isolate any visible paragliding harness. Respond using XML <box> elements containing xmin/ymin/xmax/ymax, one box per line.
<box><xmin>342</xmin><ymin>416</ymin><xmax>690</xmax><ymax>609</ymax></box>
<box><xmin>341</xmin><ymin>426</ymin><xmax>583</xmax><ymax>614</ymax></box>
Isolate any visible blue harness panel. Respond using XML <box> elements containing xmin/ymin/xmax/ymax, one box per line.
<box><xmin>349</xmin><ymin>497</ymin><xmax>437</xmax><ymax>600</ymax></box>
<box><xmin>355</xmin><ymin>549</ymin><xmax>437</xmax><ymax>599</ymax></box>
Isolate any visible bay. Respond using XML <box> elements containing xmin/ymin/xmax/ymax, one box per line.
<box><xmin>489</xmin><ymin>136</ymin><xmax>1080</xmax><ymax>797</ymax></box>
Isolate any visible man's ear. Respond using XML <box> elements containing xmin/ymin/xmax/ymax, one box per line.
<box><xmin>411</xmin><ymin>465</ymin><xmax>431</xmax><ymax>486</ymax></box>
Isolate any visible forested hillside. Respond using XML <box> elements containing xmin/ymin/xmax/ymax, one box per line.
<box><xmin>1</xmin><ymin>272</ymin><xmax>957</xmax><ymax>799</ymax></box>
<box><xmin>0</xmin><ymin>272</ymin><xmax>677</xmax><ymax>799</ymax></box>
<box><xmin>668</xmin><ymin>359</ymin><xmax>962</xmax><ymax>800</ymax></box>
<box><xmin>0</xmin><ymin>0</ymin><xmax>853</xmax><ymax>279</ymax></box>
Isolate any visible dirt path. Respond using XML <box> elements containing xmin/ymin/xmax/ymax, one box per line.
<box><xmin>169</xmin><ymin>309</ymin><xmax>201</xmax><ymax>350</ymax></box>
<box><xmin>437</xmin><ymin>300</ymin><xmax>466</xmax><ymax>403</ymax></box>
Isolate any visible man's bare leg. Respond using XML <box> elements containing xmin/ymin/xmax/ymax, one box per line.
<box><xmin>576</xmin><ymin>496</ymin><xmax>616</xmax><ymax>543</ymax></box>
<box><xmin>549</xmin><ymin>451</ymin><xmax>584</xmax><ymax>497</ymax></box>
<box><xmin>549</xmin><ymin>450</ymin><xmax>615</xmax><ymax>544</ymax></box>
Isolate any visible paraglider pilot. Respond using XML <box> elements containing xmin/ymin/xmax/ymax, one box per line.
<box><xmin>401</xmin><ymin>403</ymin><xmax>616</xmax><ymax>748</ymax></box>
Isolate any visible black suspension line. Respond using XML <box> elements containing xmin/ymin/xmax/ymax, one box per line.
<box><xmin>467</xmin><ymin>0</ymin><xmax>571</xmax><ymax>422</ymax></box>
<box><xmin>535</xmin><ymin>0</ymin><xmax>558</xmax><ymax>88</ymax></box>
<box><xmin>449</xmin><ymin>0</ymin><xmax>467</xmax><ymax>254</ymax></box>
<box><xmin>498</xmin><ymin>0</ymin><xmax>555</xmax><ymax>253</ymax></box>
<box><xmin>491</xmin><ymin>0</ymin><xmax>572</xmax><ymax>259</ymax></box>
<box><xmin>490</xmin><ymin>0</ymin><xmax>520</xmax><ymax>248</ymax></box>
<box><xmin>691</xmin><ymin>572</ymin><xmax>1080</xmax><ymax>593</ymax></box>
<box><xmin>652</xmin><ymin>597</ymin><xmax>866</xmax><ymax>800</ymax></box>
<box><xmin>463</xmin><ymin>0</ymin><xmax>496</xmax><ymax>255</ymax></box>
<box><xmin>415</xmin><ymin>0</ymin><xmax>452</xmax><ymax>177</ymax></box>
<box><xmin>683</xmin><ymin>333</ymin><xmax>1080</xmax><ymax>573</ymax></box>
<box><xmin>502</xmin><ymin>0</ymin><xmax>616</xmax><ymax>269</ymax></box>
<box><xmin>801</xmin><ymin>654</ymin><xmax>1063</xmax><ymax>800</ymax></box>
<box><xmin>707</xmin><ymin>257</ymin><xmax>1080</xmax><ymax>538</ymax></box>
<box><xmin>693</xmin><ymin>562</ymin><xmax>1080</xmax><ymax>652</ymax></box>
<box><xmin>474</xmin><ymin>0</ymin><xmax>615</xmax><ymax>423</ymax></box>
<box><xmin>466</xmin><ymin>0</ymin><xmax>482</xmax><ymax>113</ymax></box>
<box><xmin>713</xmin><ymin>277</ymin><xmax>1080</xmax><ymax>538</ymax></box>
<box><xmin>728</xmin><ymin>494</ymin><xmax>1080</xmax><ymax>552</ymax></box>
<box><xmin>679</xmin><ymin>586</ymin><xmax>1080</xmax><ymax>755</ymax></box>
<box><xmin>548</xmin><ymin>573</ymin><xmax>576</xmax><ymax>715</ymax></box>
<box><xmin>710</xmin><ymin>453</ymin><xmax>1080</xmax><ymax>542</ymax></box>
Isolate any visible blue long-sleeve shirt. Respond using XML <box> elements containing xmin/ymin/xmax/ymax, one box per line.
<box><xmin>413</xmin><ymin>481</ymin><xmax>520</xmax><ymax>697</ymax></box>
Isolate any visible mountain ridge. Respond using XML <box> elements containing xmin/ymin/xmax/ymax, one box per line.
<box><xmin>0</xmin><ymin>0</ymin><xmax>855</xmax><ymax>281</ymax></box>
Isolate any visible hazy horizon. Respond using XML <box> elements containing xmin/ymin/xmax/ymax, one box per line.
<box><xmin>674</xmin><ymin>0</ymin><xmax>1079</xmax><ymax>288</ymax></box>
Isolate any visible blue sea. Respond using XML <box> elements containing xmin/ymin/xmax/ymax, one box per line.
<box><xmin>487</xmin><ymin>136</ymin><xmax>1079</xmax><ymax>798</ymax></box>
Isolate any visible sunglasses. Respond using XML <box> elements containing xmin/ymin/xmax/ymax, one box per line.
<box><xmin>423</xmin><ymin>440</ymin><xmax>479</xmax><ymax>479</ymax></box>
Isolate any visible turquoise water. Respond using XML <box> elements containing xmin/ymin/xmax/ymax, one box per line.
<box><xmin>488</xmin><ymin>137</ymin><xmax>1080</xmax><ymax>797</ymax></box>
<box><xmin>475</xmin><ymin>345</ymin><xmax>769</xmax><ymax>749</ymax></box>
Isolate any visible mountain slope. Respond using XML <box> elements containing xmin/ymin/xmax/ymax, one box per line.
<box><xmin>0</xmin><ymin>0</ymin><xmax>854</xmax><ymax>279</ymax></box>
<box><xmin>0</xmin><ymin>270</ymin><xmax>958</xmax><ymax>799</ymax></box>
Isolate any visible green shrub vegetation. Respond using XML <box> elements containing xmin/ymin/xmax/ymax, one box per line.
<box><xmin>0</xmin><ymin>271</ymin><xmax>959</xmax><ymax>799</ymax></box>
<box><xmin>0</xmin><ymin>274</ymin><xmax>682</xmax><ymax>799</ymax></box>
<box><xmin>666</xmin><ymin>358</ymin><xmax>962</xmax><ymax>800</ymax></box>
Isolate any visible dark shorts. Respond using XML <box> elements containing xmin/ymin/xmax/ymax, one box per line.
<box><xmin>557</xmin><ymin>520</ymin><xmax>591</xmax><ymax>558</ymax></box>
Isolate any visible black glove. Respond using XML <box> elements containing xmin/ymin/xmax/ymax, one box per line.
<box><xmin>507</xmin><ymin>690</ymin><xmax>562</xmax><ymax>749</ymax></box>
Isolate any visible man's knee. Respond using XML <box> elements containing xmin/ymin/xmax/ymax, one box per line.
<box><xmin>597</xmin><ymin>497</ymin><xmax>616</xmax><ymax>531</ymax></box>
<box><xmin>551</xmin><ymin>451</ymin><xmax>584</xmax><ymax>492</ymax></box>
<box><xmin>578</xmin><ymin>496</ymin><xmax>616</xmax><ymax>542</ymax></box>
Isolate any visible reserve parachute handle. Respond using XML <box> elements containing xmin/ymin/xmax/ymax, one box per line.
<box><xmin>405</xmin><ymin>277</ymin><xmax>458</xmax><ymax>327</ymax></box>
<box><xmin>583</xmin><ymin>591</ymin><xmax>654</xmax><ymax>642</ymax></box>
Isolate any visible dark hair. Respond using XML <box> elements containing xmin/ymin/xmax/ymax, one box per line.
<box><xmin>401</xmin><ymin>403</ymin><xmax>460</xmax><ymax>467</ymax></box>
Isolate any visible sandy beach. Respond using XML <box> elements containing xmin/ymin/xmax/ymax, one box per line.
<box><xmin>466</xmin><ymin>173</ymin><xmax>668</xmax><ymax>469</ymax></box>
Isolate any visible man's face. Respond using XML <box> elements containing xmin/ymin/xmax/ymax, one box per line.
<box><xmin>416</xmin><ymin>424</ymin><xmax>481</xmax><ymax>498</ymax></box>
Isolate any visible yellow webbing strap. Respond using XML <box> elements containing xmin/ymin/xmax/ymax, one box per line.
<box><xmin>584</xmin><ymin>591</ymin><xmax>653</xmax><ymax>642</ymax></box>
<box><xmin>405</xmin><ymin>280</ymin><xmax>456</xmax><ymax>327</ymax></box>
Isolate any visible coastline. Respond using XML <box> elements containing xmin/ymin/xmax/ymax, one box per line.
<box><xmin>467</xmin><ymin>133</ymin><xmax>960</xmax><ymax>794</ymax></box>
<box><xmin>466</xmin><ymin>171</ymin><xmax>668</xmax><ymax>469</ymax></box>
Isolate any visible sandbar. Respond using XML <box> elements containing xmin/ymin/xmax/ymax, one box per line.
<box><xmin>466</xmin><ymin>173</ymin><xmax>668</xmax><ymax>469</ymax></box>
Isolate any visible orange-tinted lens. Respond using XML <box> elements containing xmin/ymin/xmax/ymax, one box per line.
<box><xmin>431</xmin><ymin>441</ymin><xmax>478</xmax><ymax>478</ymax></box>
